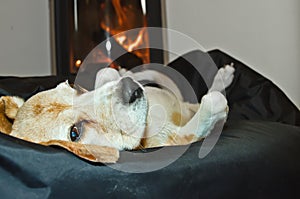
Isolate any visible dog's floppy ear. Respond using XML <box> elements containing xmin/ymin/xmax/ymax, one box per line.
<box><xmin>0</xmin><ymin>96</ymin><xmax>24</xmax><ymax>134</ymax></box>
<box><xmin>40</xmin><ymin>140</ymin><xmax>119</xmax><ymax>163</ymax></box>
<box><xmin>95</xmin><ymin>68</ymin><xmax>121</xmax><ymax>89</ymax></box>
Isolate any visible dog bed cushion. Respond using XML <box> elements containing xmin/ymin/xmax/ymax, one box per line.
<box><xmin>0</xmin><ymin>50</ymin><xmax>299</xmax><ymax>198</ymax></box>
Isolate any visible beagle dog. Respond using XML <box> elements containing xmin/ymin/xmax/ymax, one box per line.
<box><xmin>0</xmin><ymin>64</ymin><xmax>234</xmax><ymax>163</ymax></box>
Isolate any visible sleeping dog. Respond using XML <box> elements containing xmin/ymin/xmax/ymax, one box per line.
<box><xmin>0</xmin><ymin>64</ymin><xmax>234</xmax><ymax>163</ymax></box>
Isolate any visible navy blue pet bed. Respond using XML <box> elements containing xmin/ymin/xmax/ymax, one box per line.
<box><xmin>0</xmin><ymin>50</ymin><xmax>299</xmax><ymax>198</ymax></box>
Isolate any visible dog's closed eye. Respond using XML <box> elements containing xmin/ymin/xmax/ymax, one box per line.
<box><xmin>70</xmin><ymin>121</ymin><xmax>85</xmax><ymax>142</ymax></box>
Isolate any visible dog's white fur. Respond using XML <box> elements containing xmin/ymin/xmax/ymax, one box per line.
<box><xmin>0</xmin><ymin>64</ymin><xmax>235</xmax><ymax>162</ymax></box>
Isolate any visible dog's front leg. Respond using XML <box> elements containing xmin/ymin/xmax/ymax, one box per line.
<box><xmin>174</xmin><ymin>63</ymin><xmax>235</xmax><ymax>141</ymax></box>
<box><xmin>208</xmin><ymin>63</ymin><xmax>235</xmax><ymax>93</ymax></box>
<box><xmin>178</xmin><ymin>91</ymin><xmax>228</xmax><ymax>140</ymax></box>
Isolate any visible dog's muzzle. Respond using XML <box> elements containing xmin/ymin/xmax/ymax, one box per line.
<box><xmin>111</xmin><ymin>76</ymin><xmax>147</xmax><ymax>141</ymax></box>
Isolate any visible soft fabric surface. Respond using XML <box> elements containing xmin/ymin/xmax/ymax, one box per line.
<box><xmin>0</xmin><ymin>121</ymin><xmax>299</xmax><ymax>198</ymax></box>
<box><xmin>0</xmin><ymin>50</ymin><xmax>299</xmax><ymax>198</ymax></box>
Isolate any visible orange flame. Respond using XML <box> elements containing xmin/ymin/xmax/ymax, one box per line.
<box><xmin>99</xmin><ymin>0</ymin><xmax>150</xmax><ymax>64</ymax></box>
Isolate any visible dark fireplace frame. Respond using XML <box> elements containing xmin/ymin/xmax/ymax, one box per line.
<box><xmin>50</xmin><ymin>0</ymin><xmax>166</xmax><ymax>76</ymax></box>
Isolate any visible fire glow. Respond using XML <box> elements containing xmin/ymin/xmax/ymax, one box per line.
<box><xmin>54</xmin><ymin>0</ymin><xmax>163</xmax><ymax>75</ymax></box>
<box><xmin>99</xmin><ymin>0</ymin><xmax>150</xmax><ymax>64</ymax></box>
<box><xmin>69</xmin><ymin>0</ymin><xmax>151</xmax><ymax>72</ymax></box>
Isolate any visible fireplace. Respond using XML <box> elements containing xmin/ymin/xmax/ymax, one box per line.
<box><xmin>50</xmin><ymin>0</ymin><xmax>166</xmax><ymax>76</ymax></box>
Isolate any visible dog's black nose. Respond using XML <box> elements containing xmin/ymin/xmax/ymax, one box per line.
<box><xmin>121</xmin><ymin>77</ymin><xmax>144</xmax><ymax>104</ymax></box>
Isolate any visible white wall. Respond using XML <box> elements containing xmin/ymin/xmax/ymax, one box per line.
<box><xmin>0</xmin><ymin>0</ymin><xmax>299</xmax><ymax>108</ymax></box>
<box><xmin>0</xmin><ymin>0</ymin><xmax>51</xmax><ymax>76</ymax></box>
<box><xmin>166</xmin><ymin>0</ymin><xmax>300</xmax><ymax>108</ymax></box>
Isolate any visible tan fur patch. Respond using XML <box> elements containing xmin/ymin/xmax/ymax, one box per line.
<box><xmin>0</xmin><ymin>96</ymin><xmax>23</xmax><ymax>134</ymax></box>
<box><xmin>48</xmin><ymin>102</ymin><xmax>70</xmax><ymax>113</ymax></box>
<box><xmin>171</xmin><ymin>112</ymin><xmax>183</xmax><ymax>126</ymax></box>
<box><xmin>182</xmin><ymin>134</ymin><xmax>197</xmax><ymax>143</ymax></box>
<box><xmin>167</xmin><ymin>133</ymin><xmax>197</xmax><ymax>145</ymax></box>
<box><xmin>33</xmin><ymin>104</ymin><xmax>43</xmax><ymax>115</ymax></box>
<box><xmin>0</xmin><ymin>99</ymin><xmax>12</xmax><ymax>134</ymax></box>
<box><xmin>45</xmin><ymin>103</ymin><xmax>71</xmax><ymax>118</ymax></box>
<box><xmin>40</xmin><ymin>140</ymin><xmax>119</xmax><ymax>163</ymax></box>
<box><xmin>2</xmin><ymin>96</ymin><xmax>21</xmax><ymax>119</ymax></box>
<box><xmin>0</xmin><ymin>99</ymin><xmax>5</xmax><ymax>114</ymax></box>
<box><xmin>33</xmin><ymin>103</ymin><xmax>70</xmax><ymax>116</ymax></box>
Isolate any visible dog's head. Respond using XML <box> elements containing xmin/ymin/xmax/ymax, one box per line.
<box><xmin>10</xmin><ymin>73</ymin><xmax>148</xmax><ymax>162</ymax></box>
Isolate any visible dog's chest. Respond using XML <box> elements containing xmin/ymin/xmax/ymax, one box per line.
<box><xmin>142</xmin><ymin>87</ymin><xmax>183</xmax><ymax>141</ymax></box>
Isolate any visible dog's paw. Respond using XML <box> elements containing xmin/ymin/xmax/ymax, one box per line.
<box><xmin>177</xmin><ymin>91</ymin><xmax>228</xmax><ymax>139</ymax></box>
<box><xmin>209</xmin><ymin>63</ymin><xmax>235</xmax><ymax>92</ymax></box>
<box><xmin>219</xmin><ymin>63</ymin><xmax>235</xmax><ymax>88</ymax></box>
<box><xmin>201</xmin><ymin>91</ymin><xmax>228</xmax><ymax>118</ymax></box>
<box><xmin>195</xmin><ymin>91</ymin><xmax>228</xmax><ymax>137</ymax></box>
